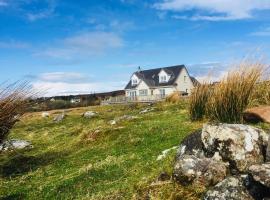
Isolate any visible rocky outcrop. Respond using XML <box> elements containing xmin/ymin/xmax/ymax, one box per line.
<box><xmin>202</xmin><ymin>123</ymin><xmax>268</xmax><ymax>172</ymax></box>
<box><xmin>174</xmin><ymin>123</ymin><xmax>270</xmax><ymax>200</ymax></box>
<box><xmin>244</xmin><ymin>106</ymin><xmax>270</xmax><ymax>123</ymax></box>
<box><xmin>174</xmin><ymin>155</ymin><xmax>227</xmax><ymax>186</ymax></box>
<box><xmin>204</xmin><ymin>176</ymin><xmax>253</xmax><ymax>200</ymax></box>
<box><xmin>109</xmin><ymin>115</ymin><xmax>138</xmax><ymax>125</ymax></box>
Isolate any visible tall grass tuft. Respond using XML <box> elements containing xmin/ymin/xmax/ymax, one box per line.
<box><xmin>250</xmin><ymin>80</ymin><xmax>270</xmax><ymax>107</ymax></box>
<box><xmin>189</xmin><ymin>82</ymin><xmax>211</xmax><ymax>121</ymax></box>
<box><xmin>206</xmin><ymin>61</ymin><xmax>264</xmax><ymax>123</ymax></box>
<box><xmin>0</xmin><ymin>81</ymin><xmax>33</xmax><ymax>143</ymax></box>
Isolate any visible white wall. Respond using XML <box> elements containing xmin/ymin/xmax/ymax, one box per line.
<box><xmin>175</xmin><ymin>68</ymin><xmax>194</xmax><ymax>94</ymax></box>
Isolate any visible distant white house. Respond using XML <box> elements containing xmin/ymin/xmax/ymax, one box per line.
<box><xmin>124</xmin><ymin>65</ymin><xmax>198</xmax><ymax>101</ymax></box>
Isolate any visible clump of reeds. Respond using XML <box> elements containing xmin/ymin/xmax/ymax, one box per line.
<box><xmin>0</xmin><ymin>82</ymin><xmax>33</xmax><ymax>143</ymax></box>
<box><xmin>206</xmin><ymin>61</ymin><xmax>264</xmax><ymax>123</ymax></box>
<box><xmin>189</xmin><ymin>59</ymin><xmax>267</xmax><ymax>123</ymax></box>
<box><xmin>250</xmin><ymin>80</ymin><xmax>270</xmax><ymax>107</ymax></box>
<box><xmin>189</xmin><ymin>82</ymin><xmax>211</xmax><ymax>121</ymax></box>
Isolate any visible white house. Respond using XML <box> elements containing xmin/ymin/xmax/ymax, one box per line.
<box><xmin>124</xmin><ymin>65</ymin><xmax>198</xmax><ymax>101</ymax></box>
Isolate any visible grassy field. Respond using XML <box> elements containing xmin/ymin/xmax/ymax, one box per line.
<box><xmin>0</xmin><ymin>102</ymin><xmax>205</xmax><ymax>199</ymax></box>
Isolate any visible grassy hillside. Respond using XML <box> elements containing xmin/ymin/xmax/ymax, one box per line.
<box><xmin>0</xmin><ymin>102</ymin><xmax>204</xmax><ymax>200</ymax></box>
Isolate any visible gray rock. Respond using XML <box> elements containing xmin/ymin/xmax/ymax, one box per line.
<box><xmin>249</xmin><ymin>163</ymin><xmax>270</xmax><ymax>188</ymax></box>
<box><xmin>0</xmin><ymin>139</ymin><xmax>33</xmax><ymax>151</ymax></box>
<box><xmin>109</xmin><ymin>115</ymin><xmax>138</xmax><ymax>125</ymax></box>
<box><xmin>203</xmin><ymin>176</ymin><xmax>253</xmax><ymax>200</ymax></box>
<box><xmin>139</xmin><ymin>107</ymin><xmax>155</xmax><ymax>114</ymax></box>
<box><xmin>267</xmin><ymin>135</ymin><xmax>270</xmax><ymax>162</ymax></box>
<box><xmin>173</xmin><ymin>154</ymin><xmax>228</xmax><ymax>187</ymax></box>
<box><xmin>83</xmin><ymin>111</ymin><xmax>98</xmax><ymax>118</ymax></box>
<box><xmin>53</xmin><ymin>113</ymin><xmax>65</xmax><ymax>122</ymax></box>
<box><xmin>202</xmin><ymin>123</ymin><xmax>267</xmax><ymax>173</ymax></box>
<box><xmin>176</xmin><ymin>129</ymin><xmax>204</xmax><ymax>159</ymax></box>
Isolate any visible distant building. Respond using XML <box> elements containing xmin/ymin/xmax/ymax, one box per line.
<box><xmin>124</xmin><ymin>65</ymin><xmax>198</xmax><ymax>101</ymax></box>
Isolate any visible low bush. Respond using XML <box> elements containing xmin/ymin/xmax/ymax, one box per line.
<box><xmin>250</xmin><ymin>80</ymin><xmax>270</xmax><ymax>107</ymax></box>
<box><xmin>165</xmin><ymin>91</ymin><xmax>183</xmax><ymax>103</ymax></box>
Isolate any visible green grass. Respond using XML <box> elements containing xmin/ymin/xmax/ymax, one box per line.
<box><xmin>0</xmin><ymin>102</ymin><xmax>203</xmax><ymax>200</ymax></box>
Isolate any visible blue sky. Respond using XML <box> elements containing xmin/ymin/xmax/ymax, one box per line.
<box><xmin>1</xmin><ymin>0</ymin><xmax>270</xmax><ymax>96</ymax></box>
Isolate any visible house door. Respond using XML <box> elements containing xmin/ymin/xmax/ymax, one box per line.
<box><xmin>130</xmin><ymin>91</ymin><xmax>137</xmax><ymax>100</ymax></box>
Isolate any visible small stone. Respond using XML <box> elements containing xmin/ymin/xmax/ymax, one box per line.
<box><xmin>53</xmin><ymin>113</ymin><xmax>65</xmax><ymax>122</ymax></box>
<box><xmin>82</xmin><ymin>111</ymin><xmax>98</xmax><ymax>118</ymax></box>
<box><xmin>41</xmin><ymin>112</ymin><xmax>50</xmax><ymax>118</ymax></box>
<box><xmin>0</xmin><ymin>139</ymin><xmax>33</xmax><ymax>151</ymax></box>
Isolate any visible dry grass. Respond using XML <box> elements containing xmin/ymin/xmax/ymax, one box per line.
<box><xmin>0</xmin><ymin>81</ymin><xmax>33</xmax><ymax>143</ymax></box>
<box><xmin>206</xmin><ymin>61</ymin><xmax>264</xmax><ymax>123</ymax></box>
<box><xmin>166</xmin><ymin>92</ymin><xmax>185</xmax><ymax>103</ymax></box>
<box><xmin>250</xmin><ymin>80</ymin><xmax>270</xmax><ymax>107</ymax></box>
<box><xmin>189</xmin><ymin>83</ymin><xmax>211</xmax><ymax>121</ymax></box>
<box><xmin>189</xmin><ymin>60</ymin><xmax>267</xmax><ymax>123</ymax></box>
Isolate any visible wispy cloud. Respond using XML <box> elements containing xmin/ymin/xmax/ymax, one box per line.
<box><xmin>26</xmin><ymin>0</ymin><xmax>56</xmax><ymax>21</ymax></box>
<box><xmin>0</xmin><ymin>0</ymin><xmax>8</xmax><ymax>7</ymax></box>
<box><xmin>28</xmin><ymin>71</ymin><xmax>125</xmax><ymax>97</ymax></box>
<box><xmin>0</xmin><ymin>39</ymin><xmax>30</xmax><ymax>49</ymax></box>
<box><xmin>250</xmin><ymin>27</ymin><xmax>270</xmax><ymax>36</ymax></box>
<box><xmin>154</xmin><ymin>0</ymin><xmax>270</xmax><ymax>21</ymax></box>
<box><xmin>35</xmin><ymin>31</ymin><xmax>124</xmax><ymax>59</ymax></box>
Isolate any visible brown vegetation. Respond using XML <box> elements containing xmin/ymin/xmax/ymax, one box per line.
<box><xmin>0</xmin><ymin>82</ymin><xmax>33</xmax><ymax>143</ymax></box>
<box><xmin>189</xmin><ymin>60</ymin><xmax>267</xmax><ymax>123</ymax></box>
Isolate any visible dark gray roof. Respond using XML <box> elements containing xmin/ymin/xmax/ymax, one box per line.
<box><xmin>125</xmin><ymin>65</ymin><xmax>195</xmax><ymax>89</ymax></box>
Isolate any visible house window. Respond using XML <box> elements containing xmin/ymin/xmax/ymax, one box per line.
<box><xmin>151</xmin><ymin>90</ymin><xmax>154</xmax><ymax>95</ymax></box>
<box><xmin>132</xmin><ymin>79</ymin><xmax>138</xmax><ymax>85</ymax></box>
<box><xmin>160</xmin><ymin>75</ymin><xmax>167</xmax><ymax>83</ymax></box>
<box><xmin>184</xmin><ymin>76</ymin><xmax>187</xmax><ymax>82</ymax></box>
<box><xmin>160</xmin><ymin>89</ymin><xmax>165</xmax><ymax>98</ymax></box>
<box><xmin>139</xmin><ymin>89</ymin><xmax>148</xmax><ymax>96</ymax></box>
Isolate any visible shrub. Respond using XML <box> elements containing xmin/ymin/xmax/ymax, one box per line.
<box><xmin>166</xmin><ymin>91</ymin><xmax>183</xmax><ymax>103</ymax></box>
<box><xmin>189</xmin><ymin>83</ymin><xmax>211</xmax><ymax>121</ymax></box>
<box><xmin>206</xmin><ymin>61</ymin><xmax>264</xmax><ymax>123</ymax></box>
<box><xmin>0</xmin><ymin>82</ymin><xmax>33</xmax><ymax>143</ymax></box>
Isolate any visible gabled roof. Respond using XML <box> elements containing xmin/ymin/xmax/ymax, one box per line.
<box><xmin>125</xmin><ymin>65</ymin><xmax>190</xmax><ymax>90</ymax></box>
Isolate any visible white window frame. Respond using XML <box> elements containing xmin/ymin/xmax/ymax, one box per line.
<box><xmin>139</xmin><ymin>89</ymin><xmax>148</xmax><ymax>96</ymax></box>
<box><xmin>160</xmin><ymin>75</ymin><xmax>167</xmax><ymax>83</ymax></box>
<box><xmin>132</xmin><ymin>79</ymin><xmax>138</xmax><ymax>85</ymax></box>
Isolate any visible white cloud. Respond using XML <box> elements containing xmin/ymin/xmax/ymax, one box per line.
<box><xmin>154</xmin><ymin>0</ymin><xmax>270</xmax><ymax>21</ymax></box>
<box><xmin>0</xmin><ymin>40</ymin><xmax>30</xmax><ymax>49</ymax></box>
<box><xmin>36</xmin><ymin>32</ymin><xmax>124</xmax><ymax>59</ymax></box>
<box><xmin>250</xmin><ymin>27</ymin><xmax>270</xmax><ymax>36</ymax></box>
<box><xmin>28</xmin><ymin>71</ymin><xmax>126</xmax><ymax>97</ymax></box>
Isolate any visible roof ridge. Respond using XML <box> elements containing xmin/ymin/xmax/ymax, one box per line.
<box><xmin>135</xmin><ymin>64</ymin><xmax>185</xmax><ymax>73</ymax></box>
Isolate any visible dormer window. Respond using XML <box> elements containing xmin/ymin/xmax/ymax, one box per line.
<box><xmin>160</xmin><ymin>75</ymin><xmax>167</xmax><ymax>83</ymax></box>
<box><xmin>132</xmin><ymin>79</ymin><xmax>138</xmax><ymax>85</ymax></box>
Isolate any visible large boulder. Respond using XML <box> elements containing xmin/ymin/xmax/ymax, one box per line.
<box><xmin>244</xmin><ymin>106</ymin><xmax>270</xmax><ymax>123</ymax></box>
<box><xmin>202</xmin><ymin>123</ymin><xmax>268</xmax><ymax>173</ymax></box>
<box><xmin>174</xmin><ymin>154</ymin><xmax>227</xmax><ymax>187</ymax></box>
<box><xmin>203</xmin><ymin>176</ymin><xmax>253</xmax><ymax>200</ymax></box>
<box><xmin>175</xmin><ymin>129</ymin><xmax>204</xmax><ymax>159</ymax></box>
<box><xmin>53</xmin><ymin>113</ymin><xmax>65</xmax><ymax>123</ymax></box>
